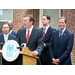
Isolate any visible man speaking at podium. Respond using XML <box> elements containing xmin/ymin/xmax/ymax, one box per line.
<box><xmin>17</xmin><ymin>14</ymin><xmax>44</xmax><ymax>65</ymax></box>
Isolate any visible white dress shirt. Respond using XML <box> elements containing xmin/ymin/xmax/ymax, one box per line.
<box><xmin>43</xmin><ymin>25</ymin><xmax>49</xmax><ymax>34</ymax></box>
<box><xmin>26</xmin><ymin>26</ymin><xmax>33</xmax><ymax>37</ymax></box>
<box><xmin>3</xmin><ymin>34</ymin><xmax>9</xmax><ymax>42</ymax></box>
<box><xmin>9</xmin><ymin>30</ymin><xmax>12</xmax><ymax>34</ymax></box>
<box><xmin>59</xmin><ymin>27</ymin><xmax>66</xmax><ymax>37</ymax></box>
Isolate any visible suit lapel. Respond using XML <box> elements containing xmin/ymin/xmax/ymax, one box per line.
<box><xmin>8</xmin><ymin>34</ymin><xmax>10</xmax><ymax>40</ymax></box>
<box><xmin>55</xmin><ymin>30</ymin><xmax>59</xmax><ymax>45</ymax></box>
<box><xmin>24</xmin><ymin>29</ymin><xmax>26</xmax><ymax>43</ymax></box>
<box><xmin>43</xmin><ymin>26</ymin><xmax>51</xmax><ymax>41</ymax></box>
<box><xmin>2</xmin><ymin>33</ymin><xmax>5</xmax><ymax>43</ymax></box>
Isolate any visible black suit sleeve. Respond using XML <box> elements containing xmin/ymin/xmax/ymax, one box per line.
<box><xmin>36</xmin><ymin>30</ymin><xmax>44</xmax><ymax>56</ymax></box>
<box><xmin>49</xmin><ymin>32</ymin><xmax>54</xmax><ymax>59</ymax></box>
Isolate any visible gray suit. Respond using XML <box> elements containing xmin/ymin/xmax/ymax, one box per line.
<box><xmin>17</xmin><ymin>26</ymin><xmax>44</xmax><ymax>56</ymax></box>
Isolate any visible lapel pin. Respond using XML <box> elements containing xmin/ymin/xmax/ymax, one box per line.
<box><xmin>64</xmin><ymin>34</ymin><xmax>66</xmax><ymax>35</ymax></box>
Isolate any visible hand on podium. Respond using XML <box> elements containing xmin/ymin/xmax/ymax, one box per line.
<box><xmin>32</xmin><ymin>50</ymin><xmax>38</xmax><ymax>56</ymax></box>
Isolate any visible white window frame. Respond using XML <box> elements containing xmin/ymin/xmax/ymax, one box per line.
<box><xmin>0</xmin><ymin>9</ymin><xmax>13</xmax><ymax>22</ymax></box>
<box><xmin>39</xmin><ymin>9</ymin><xmax>61</xmax><ymax>28</ymax></box>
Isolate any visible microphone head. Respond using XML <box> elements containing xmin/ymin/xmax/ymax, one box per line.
<box><xmin>17</xmin><ymin>44</ymin><xmax>24</xmax><ymax>49</ymax></box>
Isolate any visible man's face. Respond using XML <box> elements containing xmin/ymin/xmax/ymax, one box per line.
<box><xmin>58</xmin><ymin>19</ymin><xmax>66</xmax><ymax>30</ymax></box>
<box><xmin>8</xmin><ymin>22</ymin><xmax>13</xmax><ymax>30</ymax></box>
<box><xmin>2</xmin><ymin>24</ymin><xmax>9</xmax><ymax>34</ymax></box>
<box><xmin>23</xmin><ymin>17</ymin><xmax>31</xmax><ymax>29</ymax></box>
<box><xmin>42</xmin><ymin>16</ymin><xmax>50</xmax><ymax>26</ymax></box>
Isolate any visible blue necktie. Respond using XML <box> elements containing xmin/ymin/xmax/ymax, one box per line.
<box><xmin>5</xmin><ymin>35</ymin><xmax>7</xmax><ymax>43</ymax></box>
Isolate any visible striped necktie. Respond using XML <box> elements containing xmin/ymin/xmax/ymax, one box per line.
<box><xmin>59</xmin><ymin>30</ymin><xmax>62</xmax><ymax>40</ymax></box>
<box><xmin>43</xmin><ymin>28</ymin><xmax>46</xmax><ymax>37</ymax></box>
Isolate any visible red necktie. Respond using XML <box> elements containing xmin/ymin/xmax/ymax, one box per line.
<box><xmin>43</xmin><ymin>28</ymin><xmax>46</xmax><ymax>37</ymax></box>
<box><xmin>26</xmin><ymin>30</ymin><xmax>30</xmax><ymax>44</ymax></box>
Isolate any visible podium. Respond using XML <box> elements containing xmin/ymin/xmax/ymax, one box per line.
<box><xmin>20</xmin><ymin>47</ymin><xmax>39</xmax><ymax>65</ymax></box>
<box><xmin>0</xmin><ymin>47</ymin><xmax>39</xmax><ymax>65</ymax></box>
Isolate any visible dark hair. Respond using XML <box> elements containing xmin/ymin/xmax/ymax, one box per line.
<box><xmin>24</xmin><ymin>14</ymin><xmax>35</xmax><ymax>25</ymax></box>
<box><xmin>1</xmin><ymin>22</ymin><xmax>8</xmax><ymax>28</ymax></box>
<box><xmin>59</xmin><ymin>17</ymin><xmax>67</xmax><ymax>23</ymax></box>
<box><xmin>42</xmin><ymin>15</ymin><xmax>51</xmax><ymax>23</ymax></box>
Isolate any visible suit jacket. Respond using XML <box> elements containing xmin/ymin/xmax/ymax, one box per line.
<box><xmin>40</xmin><ymin>26</ymin><xmax>56</xmax><ymax>64</ymax></box>
<box><xmin>0</xmin><ymin>33</ymin><xmax>17</xmax><ymax>44</ymax></box>
<box><xmin>17</xmin><ymin>27</ymin><xmax>44</xmax><ymax>56</ymax></box>
<box><xmin>49</xmin><ymin>29</ymin><xmax>74</xmax><ymax>65</ymax></box>
<box><xmin>9</xmin><ymin>30</ymin><xmax>17</xmax><ymax>36</ymax></box>
<box><xmin>17</xmin><ymin>28</ymin><xmax>24</xmax><ymax>37</ymax></box>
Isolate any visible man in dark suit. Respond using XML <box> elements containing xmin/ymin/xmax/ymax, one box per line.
<box><xmin>17</xmin><ymin>14</ymin><xmax>44</xmax><ymax>64</ymax></box>
<box><xmin>0</xmin><ymin>23</ymin><xmax>18</xmax><ymax>65</ymax></box>
<box><xmin>8</xmin><ymin>21</ymin><xmax>16</xmax><ymax>36</ymax></box>
<box><xmin>49</xmin><ymin>17</ymin><xmax>74</xmax><ymax>65</ymax></box>
<box><xmin>40</xmin><ymin>15</ymin><xmax>56</xmax><ymax>65</ymax></box>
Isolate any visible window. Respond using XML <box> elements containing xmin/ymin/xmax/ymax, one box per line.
<box><xmin>39</xmin><ymin>9</ymin><xmax>61</xmax><ymax>29</ymax></box>
<box><xmin>0</xmin><ymin>9</ymin><xmax>13</xmax><ymax>33</ymax></box>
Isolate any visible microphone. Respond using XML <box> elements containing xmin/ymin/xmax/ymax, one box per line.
<box><xmin>17</xmin><ymin>44</ymin><xmax>24</xmax><ymax>49</ymax></box>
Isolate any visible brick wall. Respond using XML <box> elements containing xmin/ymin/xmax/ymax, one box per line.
<box><xmin>13</xmin><ymin>9</ymin><xmax>39</xmax><ymax>32</ymax></box>
<box><xmin>13</xmin><ymin>9</ymin><xmax>27</xmax><ymax>32</ymax></box>
<box><xmin>61</xmin><ymin>9</ymin><xmax>75</xmax><ymax>64</ymax></box>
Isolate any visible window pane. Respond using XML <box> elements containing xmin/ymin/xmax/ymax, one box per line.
<box><xmin>0</xmin><ymin>9</ymin><xmax>12</xmax><ymax>20</ymax></box>
<box><xmin>43</xmin><ymin>9</ymin><xmax>59</xmax><ymax>29</ymax></box>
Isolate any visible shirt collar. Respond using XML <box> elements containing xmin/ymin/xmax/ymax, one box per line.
<box><xmin>26</xmin><ymin>25</ymin><xmax>33</xmax><ymax>32</ymax></box>
<box><xmin>59</xmin><ymin>27</ymin><xmax>66</xmax><ymax>33</ymax></box>
<box><xmin>43</xmin><ymin>25</ymin><xmax>49</xmax><ymax>30</ymax></box>
<box><xmin>3</xmin><ymin>33</ymin><xmax>9</xmax><ymax>37</ymax></box>
<box><xmin>9</xmin><ymin>30</ymin><xmax>12</xmax><ymax>34</ymax></box>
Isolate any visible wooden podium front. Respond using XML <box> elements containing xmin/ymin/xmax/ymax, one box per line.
<box><xmin>20</xmin><ymin>47</ymin><xmax>39</xmax><ymax>65</ymax></box>
<box><xmin>0</xmin><ymin>47</ymin><xmax>39</xmax><ymax>65</ymax></box>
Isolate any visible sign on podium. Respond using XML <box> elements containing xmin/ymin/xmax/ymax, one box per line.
<box><xmin>0</xmin><ymin>40</ymin><xmax>39</xmax><ymax>65</ymax></box>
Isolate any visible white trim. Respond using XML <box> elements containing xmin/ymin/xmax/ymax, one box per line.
<box><xmin>0</xmin><ymin>20</ymin><xmax>12</xmax><ymax>22</ymax></box>
<box><xmin>39</xmin><ymin>9</ymin><xmax>43</xmax><ymax>28</ymax></box>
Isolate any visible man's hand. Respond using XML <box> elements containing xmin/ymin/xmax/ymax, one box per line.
<box><xmin>32</xmin><ymin>50</ymin><xmax>38</xmax><ymax>56</ymax></box>
<box><xmin>52</xmin><ymin>58</ymin><xmax>60</xmax><ymax>65</ymax></box>
<box><xmin>44</xmin><ymin>43</ymin><xmax>46</xmax><ymax>47</ymax></box>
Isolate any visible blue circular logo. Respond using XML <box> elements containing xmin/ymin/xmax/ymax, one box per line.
<box><xmin>2</xmin><ymin>40</ymin><xmax>20</xmax><ymax>62</ymax></box>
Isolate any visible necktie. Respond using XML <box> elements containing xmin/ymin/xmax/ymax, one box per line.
<box><xmin>5</xmin><ymin>35</ymin><xmax>7</xmax><ymax>43</ymax></box>
<box><xmin>59</xmin><ymin>30</ymin><xmax>62</xmax><ymax>40</ymax></box>
<box><xmin>26</xmin><ymin>30</ymin><xmax>30</xmax><ymax>44</ymax></box>
<box><xmin>43</xmin><ymin>28</ymin><xmax>46</xmax><ymax>37</ymax></box>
